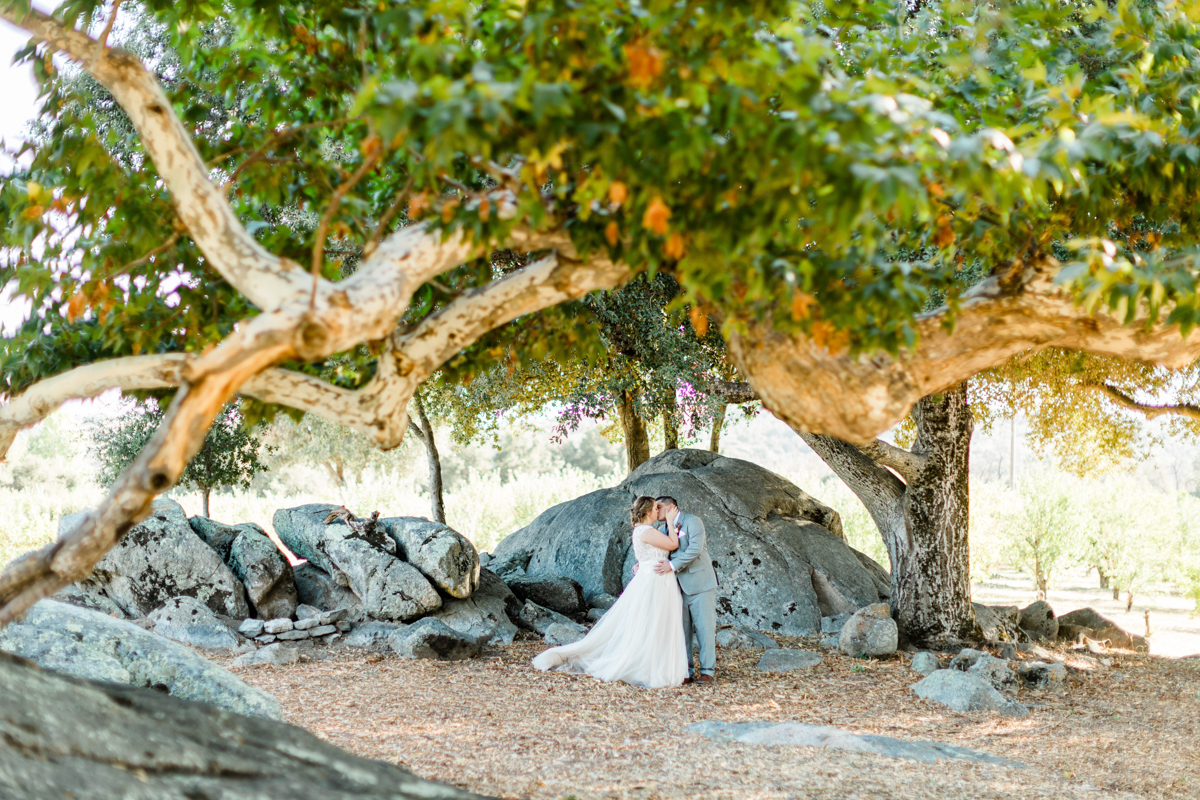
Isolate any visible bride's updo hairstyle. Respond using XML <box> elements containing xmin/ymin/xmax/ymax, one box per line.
<box><xmin>629</xmin><ymin>495</ymin><xmax>656</xmax><ymax>527</ymax></box>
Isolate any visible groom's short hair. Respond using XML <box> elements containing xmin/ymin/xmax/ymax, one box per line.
<box><xmin>655</xmin><ymin>496</ymin><xmax>678</xmax><ymax>509</ymax></box>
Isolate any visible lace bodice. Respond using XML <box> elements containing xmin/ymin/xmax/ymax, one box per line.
<box><xmin>632</xmin><ymin>524</ymin><xmax>671</xmax><ymax>564</ymax></box>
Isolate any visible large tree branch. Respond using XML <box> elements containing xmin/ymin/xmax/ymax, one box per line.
<box><xmin>730</xmin><ymin>256</ymin><xmax>1200</xmax><ymax>442</ymax></box>
<box><xmin>0</xmin><ymin>6</ymin><xmax>316</xmax><ymax>308</ymax></box>
<box><xmin>1084</xmin><ymin>382</ymin><xmax>1200</xmax><ymax>422</ymax></box>
<box><xmin>0</xmin><ymin>354</ymin><xmax>191</xmax><ymax>460</ymax></box>
<box><xmin>710</xmin><ymin>380</ymin><xmax>757</xmax><ymax>404</ymax></box>
<box><xmin>798</xmin><ymin>432</ymin><xmax>907</xmax><ymax>542</ymax></box>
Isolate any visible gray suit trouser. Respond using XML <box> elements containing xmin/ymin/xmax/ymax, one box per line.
<box><xmin>680</xmin><ymin>587</ymin><xmax>716</xmax><ymax>677</ymax></box>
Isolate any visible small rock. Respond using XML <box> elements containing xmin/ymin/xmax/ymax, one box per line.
<box><xmin>320</xmin><ymin>632</ymin><xmax>341</xmax><ymax>644</ymax></box>
<box><xmin>820</xmin><ymin>613</ymin><xmax>853</xmax><ymax>635</ymax></box>
<box><xmin>949</xmin><ymin>648</ymin><xmax>984</xmax><ymax>671</ymax></box>
<box><xmin>820</xmin><ymin>635</ymin><xmax>840</xmax><ymax>649</ymax></box>
<box><xmin>263</xmin><ymin>618</ymin><xmax>293</xmax><ymax>634</ymax></box>
<box><xmin>911</xmin><ymin>671</ymin><xmax>1029</xmax><ymax>716</ymax></box>
<box><xmin>996</xmin><ymin>642</ymin><xmax>1019</xmax><ymax>661</ymax></box>
<box><xmin>255</xmin><ymin>634</ymin><xmax>277</xmax><ymax>644</ymax></box>
<box><xmin>587</xmin><ymin>608</ymin><xmax>606</xmax><ymax>622</ymax></box>
<box><xmin>148</xmin><ymin>597</ymin><xmax>239</xmax><ymax>651</ymax></box>
<box><xmin>756</xmin><ymin>649</ymin><xmax>823</xmax><ymax>672</ymax></box>
<box><xmin>478</xmin><ymin>551</ymin><xmax>492</xmax><ymax>566</ymax></box>
<box><xmin>335</xmin><ymin>620</ymin><xmax>352</xmax><ymax>633</ymax></box>
<box><xmin>296</xmin><ymin>604</ymin><xmax>321</xmax><ymax>621</ymax></box>
<box><xmin>1017</xmin><ymin>661</ymin><xmax>1067</xmax><ymax>693</ymax></box>
<box><xmin>294</xmin><ymin>617</ymin><xmax>320</xmax><ymax>630</ymax></box>
<box><xmin>910</xmin><ymin>652</ymin><xmax>941</xmax><ymax>676</ymax></box>
<box><xmin>319</xmin><ymin>608</ymin><xmax>349</xmax><ymax>625</ymax></box>
<box><xmin>1019</xmin><ymin>600</ymin><xmax>1058</xmax><ymax>641</ymax></box>
<box><xmin>544</xmin><ymin>623</ymin><xmax>587</xmax><ymax>646</ymax></box>
<box><xmin>275</xmin><ymin>630</ymin><xmax>309</xmax><ymax>641</ymax></box>
<box><xmin>238</xmin><ymin>619</ymin><xmax>265</xmax><ymax>638</ymax></box>
<box><xmin>308</xmin><ymin>625</ymin><xmax>337</xmax><ymax>637</ymax></box>
<box><xmin>389</xmin><ymin>618</ymin><xmax>480</xmax><ymax>661</ymax></box>
<box><xmin>839</xmin><ymin>603</ymin><xmax>897</xmax><ymax>658</ymax></box>
<box><xmin>233</xmin><ymin>643</ymin><xmax>300</xmax><ymax>668</ymax></box>
<box><xmin>716</xmin><ymin>627</ymin><xmax>779</xmax><ymax>651</ymax></box>
<box><xmin>233</xmin><ymin>642</ymin><xmax>256</xmax><ymax>655</ymax></box>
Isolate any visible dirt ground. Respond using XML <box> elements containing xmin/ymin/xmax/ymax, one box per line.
<box><xmin>218</xmin><ymin>632</ymin><xmax>1200</xmax><ymax>800</ymax></box>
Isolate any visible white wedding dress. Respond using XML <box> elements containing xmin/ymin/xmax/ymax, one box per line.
<box><xmin>532</xmin><ymin>524</ymin><xmax>688</xmax><ymax>688</ymax></box>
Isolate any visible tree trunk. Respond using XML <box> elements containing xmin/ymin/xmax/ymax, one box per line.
<box><xmin>709</xmin><ymin>402</ymin><xmax>726</xmax><ymax>453</ymax></box>
<box><xmin>1125</xmin><ymin>589</ymin><xmax>1134</xmax><ymax>613</ymax></box>
<box><xmin>801</xmin><ymin>383</ymin><xmax>976</xmax><ymax>645</ymax></box>
<box><xmin>663</xmin><ymin>406</ymin><xmax>678</xmax><ymax>451</ymax></box>
<box><xmin>1113</xmin><ymin>586</ymin><xmax>1121</xmax><ymax>601</ymax></box>
<box><xmin>1097</xmin><ymin>566</ymin><xmax>1109</xmax><ymax>590</ymax></box>
<box><xmin>201</xmin><ymin>488</ymin><xmax>210</xmax><ymax>518</ymax></box>
<box><xmin>617</xmin><ymin>391</ymin><xmax>650</xmax><ymax>473</ymax></box>
<box><xmin>412</xmin><ymin>394</ymin><xmax>446</xmax><ymax>524</ymax></box>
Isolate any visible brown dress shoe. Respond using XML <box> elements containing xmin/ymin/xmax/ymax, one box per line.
<box><xmin>695</xmin><ymin>674</ymin><xmax>715</xmax><ymax>684</ymax></box>
<box><xmin>682</xmin><ymin>677</ymin><xmax>693</xmax><ymax>685</ymax></box>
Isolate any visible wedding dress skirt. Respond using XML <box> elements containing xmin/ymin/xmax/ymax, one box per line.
<box><xmin>533</xmin><ymin>528</ymin><xmax>687</xmax><ymax>688</ymax></box>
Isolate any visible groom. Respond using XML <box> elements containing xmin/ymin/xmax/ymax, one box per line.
<box><xmin>652</xmin><ymin>496</ymin><xmax>718</xmax><ymax>684</ymax></box>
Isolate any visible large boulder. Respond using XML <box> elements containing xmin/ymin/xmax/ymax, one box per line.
<box><xmin>0</xmin><ymin>650</ymin><xmax>490</xmax><ymax>800</ymax></box>
<box><xmin>1019</xmin><ymin>600</ymin><xmax>1059</xmax><ymax>641</ymax></box>
<box><xmin>274</xmin><ymin>505</ymin><xmax>439</xmax><ymax>621</ymax></box>
<box><xmin>148</xmin><ymin>597</ymin><xmax>240</xmax><ymax>651</ymax></box>
<box><xmin>292</xmin><ymin>562</ymin><xmax>364</xmax><ymax>617</ymax></box>
<box><xmin>382</xmin><ymin>517</ymin><xmax>480</xmax><ymax>598</ymax></box>
<box><xmin>192</xmin><ymin>517</ymin><xmax>298</xmax><ymax>620</ymax></box>
<box><xmin>57</xmin><ymin>499</ymin><xmax>249</xmax><ymax>619</ymax></box>
<box><xmin>911</xmin><ymin>670</ymin><xmax>1029</xmax><ymax>717</ymax></box>
<box><xmin>0</xmin><ymin>600</ymin><xmax>279</xmax><ymax>718</ymax></box>
<box><xmin>1056</xmin><ymin>607</ymin><xmax>1148</xmax><ymax>650</ymax></box>
<box><xmin>428</xmin><ymin>594</ymin><xmax>518</xmax><ymax>645</ymax></box>
<box><xmin>389</xmin><ymin>618</ymin><xmax>481</xmax><ymax>661</ymax></box>
<box><xmin>505</xmin><ymin>574</ymin><xmax>586</xmax><ymax>615</ymax></box>
<box><xmin>490</xmin><ymin>449</ymin><xmax>888</xmax><ymax>637</ymax></box>
<box><xmin>475</xmin><ymin>567</ymin><xmax>523</xmax><ymax>620</ymax></box>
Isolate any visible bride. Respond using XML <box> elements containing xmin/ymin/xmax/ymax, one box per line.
<box><xmin>532</xmin><ymin>495</ymin><xmax>688</xmax><ymax>688</ymax></box>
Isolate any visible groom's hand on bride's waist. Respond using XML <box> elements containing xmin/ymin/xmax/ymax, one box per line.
<box><xmin>652</xmin><ymin>561</ymin><xmax>674</xmax><ymax>575</ymax></box>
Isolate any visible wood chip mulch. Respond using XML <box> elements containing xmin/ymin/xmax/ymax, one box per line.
<box><xmin>212</xmin><ymin>634</ymin><xmax>1200</xmax><ymax>800</ymax></box>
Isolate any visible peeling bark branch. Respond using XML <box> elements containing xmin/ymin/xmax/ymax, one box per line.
<box><xmin>859</xmin><ymin>438</ymin><xmax>927</xmax><ymax>481</ymax></box>
<box><xmin>1085</xmin><ymin>382</ymin><xmax>1200</xmax><ymax>422</ymax></box>
<box><xmin>798</xmin><ymin>432</ymin><xmax>907</xmax><ymax>538</ymax></box>
<box><xmin>0</xmin><ymin>5</ymin><xmax>315</xmax><ymax>308</ymax></box>
<box><xmin>730</xmin><ymin>257</ymin><xmax>1200</xmax><ymax>443</ymax></box>
<box><xmin>0</xmin><ymin>354</ymin><xmax>191</xmax><ymax>461</ymax></box>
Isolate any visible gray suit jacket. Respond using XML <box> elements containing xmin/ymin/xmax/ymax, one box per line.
<box><xmin>657</xmin><ymin>512</ymin><xmax>718</xmax><ymax>595</ymax></box>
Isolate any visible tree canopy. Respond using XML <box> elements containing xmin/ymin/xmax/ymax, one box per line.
<box><xmin>4</xmin><ymin>0</ymin><xmax>1200</xmax><ymax>629</ymax></box>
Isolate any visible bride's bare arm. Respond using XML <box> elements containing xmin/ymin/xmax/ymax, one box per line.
<box><xmin>637</xmin><ymin>526</ymin><xmax>680</xmax><ymax>552</ymax></box>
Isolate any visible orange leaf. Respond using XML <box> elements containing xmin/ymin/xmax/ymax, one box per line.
<box><xmin>927</xmin><ymin>182</ymin><xmax>944</xmax><ymax>197</ymax></box>
<box><xmin>441</xmin><ymin>198</ymin><xmax>459</xmax><ymax>223</ymax></box>
<box><xmin>66</xmin><ymin>292</ymin><xmax>85</xmax><ymax>323</ymax></box>
<box><xmin>408</xmin><ymin>193</ymin><xmax>429</xmax><ymax>219</ymax></box>
<box><xmin>21</xmin><ymin>205</ymin><xmax>44</xmax><ymax>220</ymax></box>
<box><xmin>791</xmin><ymin>291</ymin><xmax>815</xmax><ymax>320</ymax></box>
<box><xmin>608</xmin><ymin>181</ymin><xmax>628</xmax><ymax>208</ymax></box>
<box><xmin>810</xmin><ymin>320</ymin><xmax>849</xmax><ymax>354</ymax></box>
<box><xmin>689</xmin><ymin>306</ymin><xmax>709</xmax><ymax>336</ymax></box>
<box><xmin>605</xmin><ymin>221</ymin><xmax>620</xmax><ymax>247</ymax></box>
<box><xmin>478</xmin><ymin>199</ymin><xmax>490</xmax><ymax>222</ymax></box>
<box><xmin>643</xmin><ymin>197</ymin><xmax>671</xmax><ymax>236</ymax></box>
<box><xmin>663</xmin><ymin>232</ymin><xmax>686</xmax><ymax>259</ymax></box>
<box><xmin>623</xmin><ymin>42</ymin><xmax>665</xmax><ymax>89</ymax></box>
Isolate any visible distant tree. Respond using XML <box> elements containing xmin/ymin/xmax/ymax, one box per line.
<box><xmin>1000</xmin><ymin>472</ymin><xmax>1080</xmax><ymax>599</ymax></box>
<box><xmin>92</xmin><ymin>401</ymin><xmax>271</xmax><ymax>517</ymax></box>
